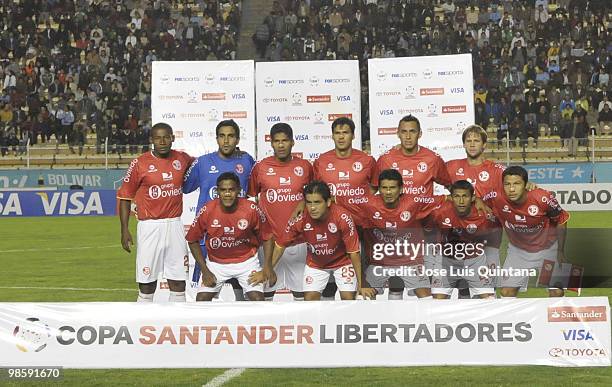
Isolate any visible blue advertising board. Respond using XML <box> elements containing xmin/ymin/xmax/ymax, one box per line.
<box><xmin>0</xmin><ymin>169</ymin><xmax>125</xmax><ymax>189</ymax></box>
<box><xmin>522</xmin><ymin>163</ymin><xmax>594</xmax><ymax>184</ymax></box>
<box><xmin>0</xmin><ymin>190</ymin><xmax>117</xmax><ymax>217</ymax></box>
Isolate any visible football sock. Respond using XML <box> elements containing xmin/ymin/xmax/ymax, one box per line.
<box><xmin>137</xmin><ymin>292</ymin><xmax>154</xmax><ymax>302</ymax></box>
<box><xmin>169</xmin><ymin>291</ymin><xmax>186</xmax><ymax>302</ymax></box>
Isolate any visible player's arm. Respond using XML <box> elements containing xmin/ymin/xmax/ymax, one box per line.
<box><xmin>119</xmin><ymin>199</ymin><xmax>133</xmax><ymax>252</ymax></box>
<box><xmin>182</xmin><ymin>157</ymin><xmax>200</xmax><ymax>194</ymax></box>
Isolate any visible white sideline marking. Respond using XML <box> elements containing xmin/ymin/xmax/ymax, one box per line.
<box><xmin>203</xmin><ymin>368</ymin><xmax>246</xmax><ymax>387</ymax></box>
<box><xmin>0</xmin><ymin>286</ymin><xmax>135</xmax><ymax>292</ymax></box>
<box><xmin>0</xmin><ymin>245</ymin><xmax>120</xmax><ymax>253</ymax></box>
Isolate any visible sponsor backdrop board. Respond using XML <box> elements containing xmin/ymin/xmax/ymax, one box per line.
<box><xmin>540</xmin><ymin>184</ymin><xmax>612</xmax><ymax>211</ymax></box>
<box><xmin>255</xmin><ymin>60</ymin><xmax>361</xmax><ymax>161</ymax></box>
<box><xmin>1</xmin><ymin>298</ymin><xmax>609</xmax><ymax>368</ymax></box>
<box><xmin>523</xmin><ymin>163</ymin><xmax>594</xmax><ymax>184</ymax></box>
<box><xmin>0</xmin><ymin>170</ymin><xmax>126</xmax><ymax>190</ymax></box>
<box><xmin>0</xmin><ymin>190</ymin><xmax>117</xmax><ymax>217</ymax></box>
<box><xmin>368</xmin><ymin>54</ymin><xmax>474</xmax><ymax>160</ymax></box>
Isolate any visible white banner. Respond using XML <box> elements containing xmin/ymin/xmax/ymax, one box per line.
<box><xmin>255</xmin><ymin>60</ymin><xmax>361</xmax><ymax>161</ymax></box>
<box><xmin>540</xmin><ymin>184</ymin><xmax>612</xmax><ymax>211</ymax></box>
<box><xmin>368</xmin><ymin>54</ymin><xmax>474</xmax><ymax>160</ymax></box>
<box><xmin>2</xmin><ymin>298</ymin><xmax>609</xmax><ymax>368</ymax></box>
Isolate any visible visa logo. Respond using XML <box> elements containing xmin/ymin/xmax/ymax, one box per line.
<box><xmin>308</xmin><ymin>153</ymin><xmax>320</xmax><ymax>159</ymax></box>
<box><xmin>0</xmin><ymin>192</ymin><xmax>22</xmax><ymax>215</ymax></box>
<box><xmin>295</xmin><ymin>134</ymin><xmax>309</xmax><ymax>140</ymax></box>
<box><xmin>380</xmin><ymin>109</ymin><xmax>394</xmax><ymax>115</ymax></box>
<box><xmin>161</xmin><ymin>113</ymin><xmax>175</xmax><ymax>119</ymax></box>
<box><xmin>267</xmin><ymin>116</ymin><xmax>280</xmax><ymax>122</ymax></box>
<box><xmin>190</xmin><ymin>132</ymin><xmax>203</xmax><ymax>138</ymax></box>
<box><xmin>450</xmin><ymin>87</ymin><xmax>465</xmax><ymax>93</ymax></box>
<box><xmin>232</xmin><ymin>93</ymin><xmax>246</xmax><ymax>99</ymax></box>
<box><xmin>563</xmin><ymin>329</ymin><xmax>594</xmax><ymax>341</ymax></box>
<box><xmin>36</xmin><ymin>192</ymin><xmax>104</xmax><ymax>215</ymax></box>
<box><xmin>336</xmin><ymin>96</ymin><xmax>351</xmax><ymax>101</ymax></box>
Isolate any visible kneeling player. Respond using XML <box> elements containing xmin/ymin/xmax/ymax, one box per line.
<box><xmin>426</xmin><ymin>180</ymin><xmax>497</xmax><ymax>299</ymax></box>
<box><xmin>185</xmin><ymin>172</ymin><xmax>272</xmax><ymax>301</ymax></box>
<box><xmin>253</xmin><ymin>181</ymin><xmax>375</xmax><ymax>300</ymax></box>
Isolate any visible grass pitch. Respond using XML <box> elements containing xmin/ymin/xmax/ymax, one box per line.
<box><xmin>0</xmin><ymin>212</ymin><xmax>610</xmax><ymax>386</ymax></box>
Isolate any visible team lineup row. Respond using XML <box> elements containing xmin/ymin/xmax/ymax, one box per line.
<box><xmin>116</xmin><ymin>115</ymin><xmax>569</xmax><ymax>302</ymax></box>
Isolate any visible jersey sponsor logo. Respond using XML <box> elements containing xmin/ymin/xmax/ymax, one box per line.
<box><xmin>442</xmin><ymin>105</ymin><xmax>467</xmax><ymax>113</ymax></box>
<box><xmin>235</xmin><ymin>164</ymin><xmax>244</xmax><ymax>174</ymax></box>
<box><xmin>172</xmin><ymin>160</ymin><xmax>182</xmax><ymax>170</ymax></box>
<box><xmin>237</xmin><ymin>219</ymin><xmax>249</xmax><ymax>230</ymax></box>
<box><xmin>372</xmin><ymin>212</ymin><xmax>382</xmax><ymax>220</ymax></box>
<box><xmin>402</xmin><ymin>169</ymin><xmax>413</xmax><ymax>177</ymax></box>
<box><xmin>266</xmin><ymin>168</ymin><xmax>275</xmax><ymax>176</ymax></box>
<box><xmin>209</xmin><ymin>165</ymin><xmax>219</xmax><ymax>174</ymax></box>
<box><xmin>352</xmin><ymin>162</ymin><xmax>363</xmax><ymax>172</ymax></box>
<box><xmin>294</xmin><ymin>166</ymin><xmax>304</xmax><ymax>177</ymax></box>
<box><xmin>265</xmin><ymin>189</ymin><xmax>304</xmax><ymax>204</ymax></box>
<box><xmin>385</xmin><ymin>221</ymin><xmax>397</xmax><ymax>229</ymax></box>
<box><xmin>456</xmin><ymin>167</ymin><xmax>464</xmax><ymax>176</ymax></box>
<box><xmin>528</xmin><ymin>205</ymin><xmax>539</xmax><ymax>216</ymax></box>
<box><xmin>202</xmin><ymin>92</ymin><xmax>225</xmax><ymax>101</ymax></box>
<box><xmin>442</xmin><ymin>218</ymin><xmax>452</xmax><ymax>226</ymax></box>
<box><xmin>224</xmin><ymin>226</ymin><xmax>235</xmax><ymax>234</ymax></box>
<box><xmin>123</xmin><ymin>159</ymin><xmax>139</xmax><ymax>182</ymax></box>
<box><xmin>280</xmin><ymin>177</ymin><xmax>291</xmax><ymax>186</ymax></box>
<box><xmin>514</xmin><ymin>214</ymin><xmax>527</xmax><ymax>222</ymax></box>
<box><xmin>326</xmin><ymin>163</ymin><xmax>335</xmax><ymax>171</ymax></box>
<box><xmin>211</xmin><ymin>219</ymin><xmax>221</xmax><ymax>228</ymax></box>
<box><xmin>338</xmin><ymin>171</ymin><xmax>350</xmax><ymax>180</ymax></box>
<box><xmin>307</xmin><ymin>95</ymin><xmax>331</xmax><ymax>103</ymax></box>
<box><xmin>161</xmin><ymin>172</ymin><xmax>173</xmax><ymax>181</ymax></box>
<box><xmin>414</xmin><ymin>196</ymin><xmax>434</xmax><ymax>203</ymax></box>
<box><xmin>148</xmin><ymin>185</ymin><xmax>182</xmax><ymax>200</ymax></box>
<box><xmin>304</xmin><ymin>223</ymin><xmax>313</xmax><ymax>231</ymax></box>
<box><xmin>502</xmin><ymin>204</ymin><xmax>511</xmax><ymax>212</ymax></box>
<box><xmin>400</xmin><ymin>211</ymin><xmax>411</xmax><ymax>222</ymax></box>
<box><xmin>417</xmin><ymin>162</ymin><xmax>428</xmax><ymax>172</ymax></box>
<box><xmin>148</xmin><ymin>164</ymin><xmax>157</xmax><ymax>173</ymax></box>
<box><xmin>316</xmin><ymin>233</ymin><xmax>327</xmax><ymax>241</ymax></box>
<box><xmin>479</xmin><ymin>171</ymin><xmax>490</xmax><ymax>181</ymax></box>
<box><xmin>209</xmin><ymin>186</ymin><xmax>218</xmax><ymax>199</ymax></box>
<box><xmin>328</xmin><ymin>223</ymin><xmax>337</xmax><ymax>233</ymax></box>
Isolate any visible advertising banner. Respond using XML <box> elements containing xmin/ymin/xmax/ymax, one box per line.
<box><xmin>0</xmin><ymin>190</ymin><xmax>117</xmax><ymax>217</ymax></box>
<box><xmin>524</xmin><ymin>164</ymin><xmax>594</xmax><ymax>184</ymax></box>
<box><xmin>540</xmin><ymin>184</ymin><xmax>612</xmax><ymax>211</ymax></box>
<box><xmin>0</xmin><ymin>170</ymin><xmax>126</xmax><ymax>190</ymax></box>
<box><xmin>255</xmin><ymin>60</ymin><xmax>361</xmax><ymax>161</ymax></box>
<box><xmin>368</xmin><ymin>54</ymin><xmax>474</xmax><ymax>160</ymax></box>
<box><xmin>1</xmin><ymin>298</ymin><xmax>609</xmax><ymax>368</ymax></box>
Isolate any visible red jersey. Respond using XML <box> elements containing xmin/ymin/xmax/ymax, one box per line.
<box><xmin>486</xmin><ymin>188</ymin><xmax>570</xmax><ymax>252</ymax></box>
<box><xmin>374</xmin><ymin>146</ymin><xmax>451</xmax><ymax>196</ymax></box>
<box><xmin>117</xmin><ymin>150</ymin><xmax>193</xmax><ymax>220</ymax></box>
<box><xmin>276</xmin><ymin>204</ymin><xmax>359</xmax><ymax>269</ymax></box>
<box><xmin>362</xmin><ymin>194</ymin><xmax>443</xmax><ymax>266</ymax></box>
<box><xmin>446</xmin><ymin>159</ymin><xmax>505</xmax><ymax>198</ymax></box>
<box><xmin>185</xmin><ymin>199</ymin><xmax>270</xmax><ymax>264</ymax></box>
<box><xmin>247</xmin><ymin>156</ymin><xmax>313</xmax><ymax>244</ymax></box>
<box><xmin>426</xmin><ymin>201</ymin><xmax>500</xmax><ymax>259</ymax></box>
<box><xmin>313</xmin><ymin>149</ymin><xmax>375</xmax><ymax>226</ymax></box>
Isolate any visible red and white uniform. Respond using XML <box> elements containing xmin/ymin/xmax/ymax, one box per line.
<box><xmin>446</xmin><ymin>159</ymin><xmax>505</xmax><ymax>199</ymax></box>
<box><xmin>487</xmin><ymin>188</ymin><xmax>570</xmax><ymax>289</ymax></box>
<box><xmin>248</xmin><ymin>156</ymin><xmax>313</xmax><ymax>292</ymax></box>
<box><xmin>313</xmin><ymin>149</ymin><xmax>375</xmax><ymax>226</ymax></box>
<box><xmin>117</xmin><ymin>150</ymin><xmax>193</xmax><ymax>283</ymax></box>
<box><xmin>185</xmin><ymin>199</ymin><xmax>270</xmax><ymax>293</ymax></box>
<box><xmin>374</xmin><ymin>146</ymin><xmax>451</xmax><ymax>196</ymax></box>
<box><xmin>276</xmin><ymin>204</ymin><xmax>359</xmax><ymax>292</ymax></box>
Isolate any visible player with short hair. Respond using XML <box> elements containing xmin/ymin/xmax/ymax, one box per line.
<box><xmin>185</xmin><ymin>172</ymin><xmax>272</xmax><ymax>301</ymax></box>
<box><xmin>485</xmin><ymin>166</ymin><xmax>569</xmax><ymax>298</ymax></box>
<box><xmin>183</xmin><ymin>119</ymin><xmax>255</xmax><ymax>301</ymax></box>
<box><xmin>253</xmin><ymin>181</ymin><xmax>375</xmax><ymax>301</ymax></box>
<box><xmin>362</xmin><ymin>169</ymin><xmax>443</xmax><ymax>299</ymax></box>
<box><xmin>117</xmin><ymin>122</ymin><xmax>194</xmax><ymax>302</ymax></box>
<box><xmin>425</xmin><ymin>180</ymin><xmax>497</xmax><ymax>299</ymax></box>
<box><xmin>247</xmin><ymin>123</ymin><xmax>313</xmax><ymax>300</ymax></box>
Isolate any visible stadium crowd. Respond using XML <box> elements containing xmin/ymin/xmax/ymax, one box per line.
<box><xmin>255</xmin><ymin>0</ymin><xmax>611</xmax><ymax>152</ymax></box>
<box><xmin>0</xmin><ymin>0</ymin><xmax>242</xmax><ymax>156</ymax></box>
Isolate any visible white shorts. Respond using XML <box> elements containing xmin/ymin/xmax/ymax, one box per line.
<box><xmin>198</xmin><ymin>255</ymin><xmax>263</xmax><ymax>294</ymax></box>
<box><xmin>259</xmin><ymin>243</ymin><xmax>307</xmax><ymax>292</ymax></box>
<box><xmin>431</xmin><ymin>254</ymin><xmax>494</xmax><ymax>296</ymax></box>
<box><xmin>365</xmin><ymin>264</ymin><xmax>430</xmax><ymax>293</ymax></box>
<box><xmin>136</xmin><ymin>217</ymin><xmax>188</xmax><ymax>283</ymax></box>
<box><xmin>500</xmin><ymin>242</ymin><xmax>558</xmax><ymax>289</ymax></box>
<box><xmin>303</xmin><ymin>264</ymin><xmax>357</xmax><ymax>293</ymax></box>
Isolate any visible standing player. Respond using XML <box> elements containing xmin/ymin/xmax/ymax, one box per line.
<box><xmin>362</xmin><ymin>169</ymin><xmax>443</xmax><ymax>299</ymax></box>
<box><xmin>253</xmin><ymin>181</ymin><xmax>375</xmax><ymax>300</ymax></box>
<box><xmin>248</xmin><ymin>123</ymin><xmax>313</xmax><ymax>300</ymax></box>
<box><xmin>425</xmin><ymin>180</ymin><xmax>497</xmax><ymax>299</ymax></box>
<box><xmin>185</xmin><ymin>172</ymin><xmax>271</xmax><ymax>301</ymax></box>
<box><xmin>486</xmin><ymin>166</ymin><xmax>569</xmax><ymax>298</ymax></box>
<box><xmin>117</xmin><ymin>122</ymin><xmax>194</xmax><ymax>302</ymax></box>
<box><xmin>183</xmin><ymin>119</ymin><xmax>255</xmax><ymax>300</ymax></box>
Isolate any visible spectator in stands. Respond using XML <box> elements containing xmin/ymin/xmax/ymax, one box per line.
<box><xmin>522</xmin><ymin>114</ymin><xmax>539</xmax><ymax>148</ymax></box>
<box><xmin>598</xmin><ymin>103</ymin><xmax>612</xmax><ymax>135</ymax></box>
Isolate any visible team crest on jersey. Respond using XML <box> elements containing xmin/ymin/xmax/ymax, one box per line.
<box><xmin>304</xmin><ymin>223</ymin><xmax>313</xmax><ymax>231</ymax></box>
<box><xmin>479</xmin><ymin>171</ymin><xmax>490</xmax><ymax>181</ymax></box>
<box><xmin>148</xmin><ymin>164</ymin><xmax>157</xmax><ymax>173</ymax></box>
<box><xmin>528</xmin><ymin>205</ymin><xmax>539</xmax><ymax>216</ymax></box>
<box><xmin>466</xmin><ymin>224</ymin><xmax>477</xmax><ymax>234</ymax></box>
<box><xmin>352</xmin><ymin>161</ymin><xmax>363</xmax><ymax>172</ymax></box>
<box><xmin>235</xmin><ymin>164</ymin><xmax>244</xmax><ymax>174</ymax></box>
<box><xmin>294</xmin><ymin>166</ymin><xmax>304</xmax><ymax>177</ymax></box>
<box><xmin>237</xmin><ymin>218</ymin><xmax>249</xmax><ymax>230</ymax></box>
<box><xmin>400</xmin><ymin>211</ymin><xmax>411</xmax><ymax>222</ymax></box>
<box><xmin>328</xmin><ymin>223</ymin><xmax>337</xmax><ymax>233</ymax></box>
<box><xmin>305</xmin><ymin>276</ymin><xmax>313</xmax><ymax>284</ymax></box>
<box><xmin>143</xmin><ymin>266</ymin><xmax>151</xmax><ymax>275</ymax></box>
<box><xmin>326</xmin><ymin>163</ymin><xmax>335</xmax><ymax>171</ymax></box>
<box><xmin>456</xmin><ymin>167</ymin><xmax>464</xmax><ymax>176</ymax></box>
<box><xmin>417</xmin><ymin>162</ymin><xmax>427</xmax><ymax>172</ymax></box>
<box><xmin>172</xmin><ymin>160</ymin><xmax>182</xmax><ymax>170</ymax></box>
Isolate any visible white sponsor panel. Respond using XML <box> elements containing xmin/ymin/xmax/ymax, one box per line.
<box><xmin>1</xmin><ymin>298</ymin><xmax>609</xmax><ymax>368</ymax></box>
<box><xmin>256</xmin><ymin>61</ymin><xmax>361</xmax><ymax>161</ymax></box>
<box><xmin>368</xmin><ymin>54</ymin><xmax>474</xmax><ymax>160</ymax></box>
<box><xmin>540</xmin><ymin>184</ymin><xmax>612</xmax><ymax>211</ymax></box>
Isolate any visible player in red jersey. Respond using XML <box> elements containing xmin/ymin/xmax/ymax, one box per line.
<box><xmin>485</xmin><ymin>166</ymin><xmax>570</xmax><ymax>298</ymax></box>
<box><xmin>374</xmin><ymin>115</ymin><xmax>452</xmax><ymax>196</ymax></box>
<box><xmin>362</xmin><ymin>169</ymin><xmax>444</xmax><ymax>299</ymax></box>
<box><xmin>247</xmin><ymin>123</ymin><xmax>313</xmax><ymax>300</ymax></box>
<box><xmin>185</xmin><ymin>172</ymin><xmax>271</xmax><ymax>301</ymax></box>
<box><xmin>425</xmin><ymin>180</ymin><xmax>498</xmax><ymax>299</ymax></box>
<box><xmin>253</xmin><ymin>181</ymin><xmax>376</xmax><ymax>300</ymax></box>
<box><xmin>117</xmin><ymin>122</ymin><xmax>194</xmax><ymax>302</ymax></box>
